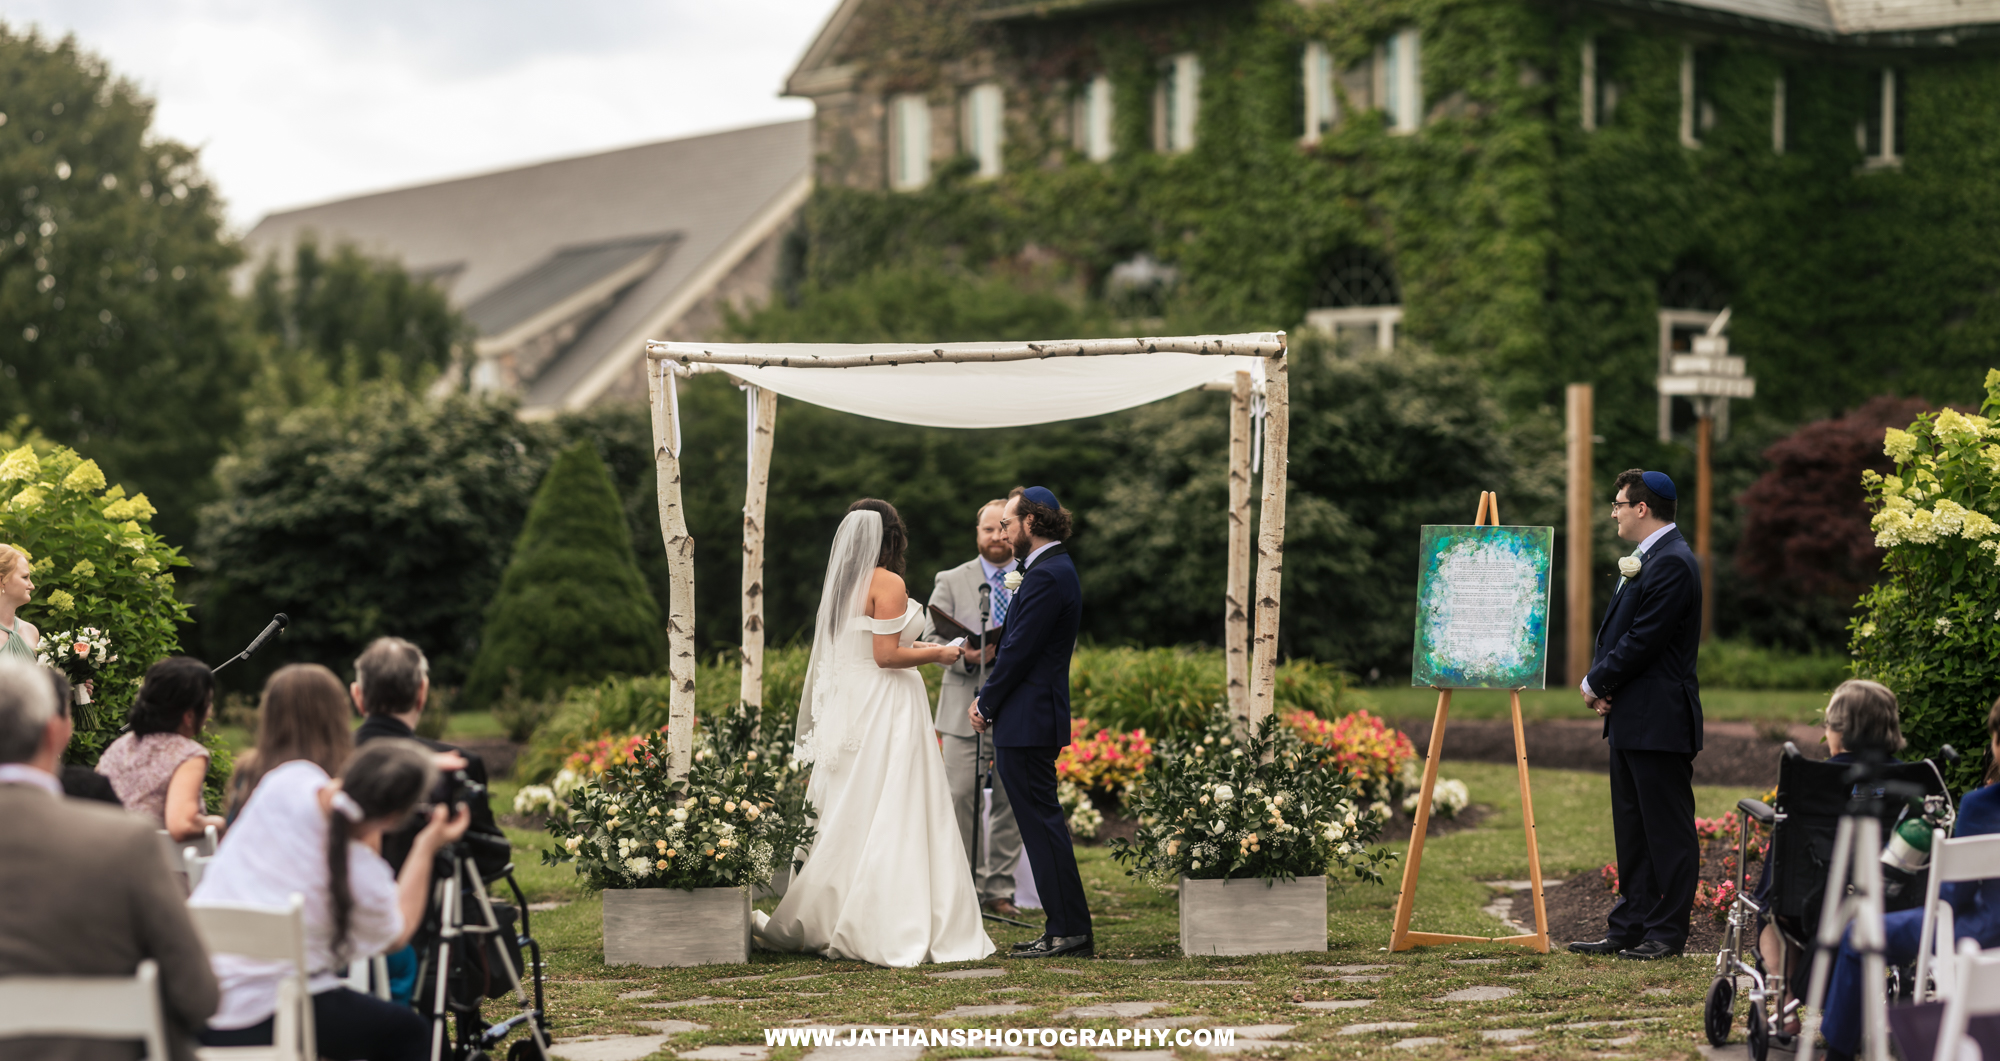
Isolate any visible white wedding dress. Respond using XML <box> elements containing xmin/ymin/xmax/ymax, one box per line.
<box><xmin>753</xmin><ymin>511</ymin><xmax>994</xmax><ymax>967</ymax></box>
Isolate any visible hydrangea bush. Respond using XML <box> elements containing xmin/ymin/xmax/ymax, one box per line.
<box><xmin>1851</xmin><ymin>372</ymin><xmax>2000</xmax><ymax>789</ymax></box>
<box><xmin>1109</xmin><ymin>710</ymin><xmax>1396</xmax><ymax>889</ymax></box>
<box><xmin>541</xmin><ymin>706</ymin><xmax>816</xmax><ymax>890</ymax></box>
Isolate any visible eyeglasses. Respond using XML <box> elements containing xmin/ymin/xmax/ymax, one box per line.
<box><xmin>997</xmin><ymin>517</ymin><xmax>1014</xmax><ymax>530</ymax></box>
<box><xmin>1609</xmin><ymin>500</ymin><xmax>1642</xmax><ymax>512</ymax></box>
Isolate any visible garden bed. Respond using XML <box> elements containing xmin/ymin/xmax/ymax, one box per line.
<box><xmin>1396</xmin><ymin>718</ymin><xmax>1826</xmax><ymax>787</ymax></box>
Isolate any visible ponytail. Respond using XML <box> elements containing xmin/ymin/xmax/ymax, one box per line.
<box><xmin>325</xmin><ymin>740</ymin><xmax>436</xmax><ymax>962</ymax></box>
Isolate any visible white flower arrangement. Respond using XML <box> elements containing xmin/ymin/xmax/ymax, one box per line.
<box><xmin>1403</xmin><ymin>778</ymin><xmax>1470</xmax><ymax>820</ymax></box>
<box><xmin>513</xmin><ymin>785</ymin><xmax>559</xmax><ymax>817</ymax></box>
<box><xmin>37</xmin><ymin>626</ymin><xmax>115</xmax><ymax>704</ymax></box>
<box><xmin>1058</xmin><ymin>779</ymin><xmax>1102</xmax><ymax>839</ymax></box>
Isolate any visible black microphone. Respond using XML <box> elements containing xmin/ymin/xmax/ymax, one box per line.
<box><xmin>213</xmin><ymin>613</ymin><xmax>289</xmax><ymax>673</ymax></box>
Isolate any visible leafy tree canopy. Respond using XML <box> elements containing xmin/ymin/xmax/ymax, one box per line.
<box><xmin>249</xmin><ymin>236</ymin><xmax>468</xmax><ymax>394</ymax></box>
<box><xmin>0</xmin><ymin>25</ymin><xmax>250</xmax><ymax>543</ymax></box>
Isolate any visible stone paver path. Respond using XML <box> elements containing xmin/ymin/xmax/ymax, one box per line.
<box><xmin>1480</xmin><ymin>1029</ymin><xmax>1535</xmax><ymax>1042</ymax></box>
<box><xmin>1449</xmin><ymin>958</ymin><xmax>1504</xmax><ymax>965</ymax></box>
<box><xmin>708</xmin><ymin>975</ymin><xmax>766</xmax><ymax>984</ymax></box>
<box><xmin>615</xmin><ymin>988</ymin><xmax>657</xmax><ymax>1000</ymax></box>
<box><xmin>1133</xmin><ymin>1016</ymin><xmax>1207</xmax><ymax>1029</ymax></box>
<box><xmin>1392</xmin><ymin>1037</ymin><xmax>1447</xmax><ymax>1050</ymax></box>
<box><xmin>1304</xmin><ymin>964</ymin><xmax>1390</xmax><ymax>974</ymax></box>
<box><xmin>1233</xmin><ymin>1025</ymin><xmax>1296</xmax><ymax>1038</ymax></box>
<box><xmin>1056</xmin><ymin>1002</ymin><xmax>1167</xmax><ymax>1019</ymax></box>
<box><xmin>1093</xmin><ymin>1052</ymin><xmax>1175</xmax><ymax>1061</ymax></box>
<box><xmin>1176</xmin><ymin>980</ymin><xmax>1252</xmax><ymax>985</ymax></box>
<box><xmin>635</xmin><ymin>1021</ymin><xmax>707</xmax><ymax>1034</ymax></box>
<box><xmin>927</xmin><ymin>968</ymin><xmax>1007</xmax><ymax>980</ymax></box>
<box><xmin>1296</xmin><ymin>1000</ymin><xmax>1373</xmax><ymax>1012</ymax></box>
<box><xmin>935</xmin><ymin>1004</ymin><xmax>1034</xmax><ymax>1019</ymax></box>
<box><xmin>1440</xmin><ymin>986</ymin><xmax>1517</xmax><ymax>1002</ymax></box>
<box><xmin>548</xmin><ymin>1035</ymin><xmax>674</xmax><ymax>1061</ymax></box>
<box><xmin>642</xmin><ymin>997</ymin><xmax>760</xmax><ymax>1010</ymax></box>
<box><xmin>676</xmin><ymin>1047</ymin><xmax>770</xmax><ymax>1061</ymax></box>
<box><xmin>1338</xmin><ymin>1022</ymin><xmax>1419</xmax><ymax>1036</ymax></box>
<box><xmin>802</xmin><ymin>1045</ymin><xmax>922</xmax><ymax>1061</ymax></box>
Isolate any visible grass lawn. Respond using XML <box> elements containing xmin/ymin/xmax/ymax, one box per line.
<box><xmin>1366</xmin><ymin>684</ymin><xmax>1828</xmax><ymax>725</ymax></box>
<box><xmin>484</xmin><ymin>761</ymin><xmax>1764</xmax><ymax>1060</ymax></box>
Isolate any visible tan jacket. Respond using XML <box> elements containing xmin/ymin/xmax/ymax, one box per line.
<box><xmin>0</xmin><ymin>782</ymin><xmax>219</xmax><ymax>1061</ymax></box>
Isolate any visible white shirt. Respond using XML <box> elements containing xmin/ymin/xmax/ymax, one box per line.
<box><xmin>192</xmin><ymin>760</ymin><xmax>403</xmax><ymax>1029</ymax></box>
<box><xmin>1020</xmin><ymin>541</ymin><xmax>1060</xmax><ymax>570</ymax></box>
<box><xmin>1580</xmin><ymin>523</ymin><xmax>1677</xmax><ymax>700</ymax></box>
<box><xmin>0</xmin><ymin>763</ymin><xmax>61</xmax><ymax>797</ymax></box>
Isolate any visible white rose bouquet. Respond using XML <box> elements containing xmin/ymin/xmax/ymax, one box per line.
<box><xmin>37</xmin><ymin>626</ymin><xmax>115</xmax><ymax>707</ymax></box>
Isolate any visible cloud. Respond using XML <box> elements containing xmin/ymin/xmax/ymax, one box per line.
<box><xmin>6</xmin><ymin>0</ymin><xmax>829</xmax><ymax>230</ymax></box>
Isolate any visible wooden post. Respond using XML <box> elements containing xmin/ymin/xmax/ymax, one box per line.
<box><xmin>740</xmin><ymin>386</ymin><xmax>777</xmax><ymax>716</ymax></box>
<box><xmin>1389</xmin><ymin>490</ymin><xmax>1551</xmax><ymax>954</ymax></box>
<box><xmin>1247</xmin><ymin>350</ymin><xmax>1290</xmax><ymax>729</ymax></box>
<box><xmin>1696</xmin><ymin>410</ymin><xmax>1714</xmax><ymax>641</ymax></box>
<box><xmin>1565</xmin><ymin>384</ymin><xmax>1594</xmax><ymax>687</ymax></box>
<box><xmin>1225</xmin><ymin>371</ymin><xmax>1253</xmax><ymax>722</ymax></box>
<box><xmin>647</xmin><ymin>364</ymin><xmax>697</xmax><ymax>779</ymax></box>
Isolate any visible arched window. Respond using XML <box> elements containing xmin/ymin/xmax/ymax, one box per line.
<box><xmin>1304</xmin><ymin>246</ymin><xmax>1403</xmax><ymax>351</ymax></box>
<box><xmin>1657</xmin><ymin>264</ymin><xmax>1731</xmax><ymax>440</ymax></box>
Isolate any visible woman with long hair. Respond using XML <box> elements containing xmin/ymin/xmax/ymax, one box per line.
<box><xmin>193</xmin><ymin>738</ymin><xmax>470</xmax><ymax>1060</ymax></box>
<box><xmin>225</xmin><ymin>664</ymin><xmax>354</xmax><ymax>821</ymax></box>
<box><xmin>96</xmin><ymin>656</ymin><xmax>225</xmax><ymax>840</ymax></box>
<box><xmin>753</xmin><ymin>498</ymin><xmax>994</xmax><ymax>966</ymax></box>
<box><xmin>0</xmin><ymin>543</ymin><xmax>39</xmax><ymax>663</ymax></box>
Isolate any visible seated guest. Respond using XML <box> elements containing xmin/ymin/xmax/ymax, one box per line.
<box><xmin>193</xmin><ymin>738</ymin><xmax>470</xmax><ymax>1061</ymax></box>
<box><xmin>1756</xmin><ymin>678</ymin><xmax>1906</xmax><ymax>1023</ymax></box>
<box><xmin>96</xmin><ymin>656</ymin><xmax>226</xmax><ymax>840</ymax></box>
<box><xmin>225</xmin><ymin>663</ymin><xmax>354</xmax><ymax>822</ymax></box>
<box><xmin>0</xmin><ymin>655</ymin><xmax>219</xmax><ymax>1060</ymax></box>
<box><xmin>1818</xmin><ymin>693</ymin><xmax>2000</xmax><ymax>1061</ymax></box>
<box><xmin>45</xmin><ymin>667</ymin><xmax>120</xmax><ymax>804</ymax></box>
<box><xmin>350</xmin><ymin>636</ymin><xmax>506</xmax><ymax>876</ymax></box>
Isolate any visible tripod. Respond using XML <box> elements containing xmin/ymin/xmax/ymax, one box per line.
<box><xmin>1797</xmin><ymin>757</ymin><xmax>1931</xmax><ymax>1061</ymax></box>
<box><xmin>418</xmin><ymin>836</ymin><xmax>550</xmax><ymax>1061</ymax></box>
<box><xmin>972</xmin><ymin>582</ymin><xmax>1033</xmax><ymax>931</ymax></box>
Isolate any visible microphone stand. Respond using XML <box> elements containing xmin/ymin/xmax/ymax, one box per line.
<box><xmin>212</xmin><ymin>613</ymin><xmax>289</xmax><ymax>674</ymax></box>
<box><xmin>974</xmin><ymin>581</ymin><xmax>1031</xmax><ymax>930</ymax></box>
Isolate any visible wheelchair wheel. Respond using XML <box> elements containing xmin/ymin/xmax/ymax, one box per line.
<box><xmin>1704</xmin><ymin>976</ymin><xmax>1737</xmax><ymax>1046</ymax></box>
<box><xmin>1747</xmin><ymin>1000</ymin><xmax>1770</xmax><ymax>1061</ymax></box>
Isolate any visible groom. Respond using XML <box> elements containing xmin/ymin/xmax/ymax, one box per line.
<box><xmin>970</xmin><ymin>485</ymin><xmax>1093</xmax><ymax>959</ymax></box>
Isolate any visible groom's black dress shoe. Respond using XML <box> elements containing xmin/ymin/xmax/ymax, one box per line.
<box><xmin>1567</xmin><ymin>938</ymin><xmax>1637</xmax><ymax>956</ymax></box>
<box><xmin>1013</xmin><ymin>933</ymin><xmax>1093</xmax><ymax>959</ymax></box>
<box><xmin>1616</xmin><ymin>939</ymin><xmax>1681</xmax><ymax>961</ymax></box>
<box><xmin>1011</xmin><ymin>934</ymin><xmax>1051</xmax><ymax>952</ymax></box>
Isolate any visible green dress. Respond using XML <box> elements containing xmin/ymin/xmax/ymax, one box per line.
<box><xmin>0</xmin><ymin>620</ymin><xmax>35</xmax><ymax>662</ymax></box>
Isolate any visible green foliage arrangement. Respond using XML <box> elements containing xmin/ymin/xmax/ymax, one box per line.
<box><xmin>0</xmin><ymin>438</ymin><xmax>189</xmax><ymax>760</ymax></box>
<box><xmin>1850</xmin><ymin>372</ymin><xmax>2000</xmax><ymax>789</ymax></box>
<box><xmin>0</xmin><ymin>25</ymin><xmax>252</xmax><ymax>542</ymax></box>
<box><xmin>1109</xmin><ymin>710</ymin><xmax>1396</xmax><ymax>888</ymax></box>
<box><xmin>462</xmin><ymin>442</ymin><xmax>663</xmax><ymax>710</ymax></box>
<box><xmin>1071</xmin><ymin>645</ymin><xmax>1375</xmax><ymax>733</ymax></box>
<box><xmin>541</xmin><ymin>706</ymin><xmax>816</xmax><ymax>891</ymax></box>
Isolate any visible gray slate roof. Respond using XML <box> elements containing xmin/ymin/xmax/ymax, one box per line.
<box><xmin>243</xmin><ymin>120</ymin><xmax>812</xmax><ymax>412</ymax></box>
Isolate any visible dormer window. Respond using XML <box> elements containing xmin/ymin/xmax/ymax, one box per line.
<box><xmin>961</xmin><ymin>83</ymin><xmax>1004</xmax><ymax>179</ymax></box>
<box><xmin>1155</xmin><ymin>53</ymin><xmax>1200</xmax><ymax>154</ymax></box>
<box><xmin>1074</xmin><ymin>74</ymin><xmax>1115</xmax><ymax>162</ymax></box>
<box><xmin>889</xmin><ymin>94</ymin><xmax>931</xmax><ymax>191</ymax></box>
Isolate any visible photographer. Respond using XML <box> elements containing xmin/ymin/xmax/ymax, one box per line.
<box><xmin>349</xmin><ymin>637</ymin><xmax>507</xmax><ymax>877</ymax></box>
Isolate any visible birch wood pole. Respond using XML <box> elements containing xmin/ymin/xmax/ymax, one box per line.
<box><xmin>647</xmin><ymin>365</ymin><xmax>697</xmax><ymax>779</ymax></box>
<box><xmin>1246</xmin><ymin>351</ymin><xmax>1290</xmax><ymax>729</ymax></box>
<box><xmin>1225</xmin><ymin>371</ymin><xmax>1254</xmax><ymax>723</ymax></box>
<box><xmin>646</xmin><ymin>333</ymin><xmax>1287</xmax><ymax>369</ymax></box>
<box><xmin>741</xmin><ymin>386</ymin><xmax>777</xmax><ymax>722</ymax></box>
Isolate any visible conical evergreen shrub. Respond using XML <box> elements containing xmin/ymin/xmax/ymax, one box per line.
<box><xmin>462</xmin><ymin>441</ymin><xmax>664</xmax><ymax>710</ymax></box>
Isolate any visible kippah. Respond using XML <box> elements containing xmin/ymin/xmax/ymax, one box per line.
<box><xmin>1641</xmin><ymin>470</ymin><xmax>1678</xmax><ymax>501</ymax></box>
<box><xmin>1023</xmin><ymin>486</ymin><xmax>1062</xmax><ymax>510</ymax></box>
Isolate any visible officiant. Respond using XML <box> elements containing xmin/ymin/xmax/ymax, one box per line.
<box><xmin>925</xmin><ymin>498</ymin><xmax>1025</xmax><ymax>918</ymax></box>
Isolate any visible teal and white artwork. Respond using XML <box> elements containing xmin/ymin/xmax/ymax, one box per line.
<box><xmin>1411</xmin><ymin>525</ymin><xmax>1554</xmax><ymax>690</ymax></box>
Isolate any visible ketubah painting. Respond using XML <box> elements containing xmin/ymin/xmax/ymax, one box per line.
<box><xmin>1411</xmin><ymin>525</ymin><xmax>1554</xmax><ymax>690</ymax></box>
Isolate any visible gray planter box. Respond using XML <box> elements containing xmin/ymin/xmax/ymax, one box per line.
<box><xmin>602</xmin><ymin>886</ymin><xmax>751</xmax><ymax>967</ymax></box>
<box><xmin>1179</xmin><ymin>875</ymin><xmax>1328</xmax><ymax>956</ymax></box>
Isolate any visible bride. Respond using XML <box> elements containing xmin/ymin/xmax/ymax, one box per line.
<box><xmin>754</xmin><ymin>499</ymin><xmax>996</xmax><ymax>966</ymax></box>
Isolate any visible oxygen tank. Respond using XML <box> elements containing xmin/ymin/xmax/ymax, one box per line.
<box><xmin>1882</xmin><ymin>816</ymin><xmax>1934</xmax><ymax>873</ymax></box>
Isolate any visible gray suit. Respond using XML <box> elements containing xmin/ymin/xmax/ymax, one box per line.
<box><xmin>925</xmin><ymin>557</ymin><xmax>1022</xmax><ymax>904</ymax></box>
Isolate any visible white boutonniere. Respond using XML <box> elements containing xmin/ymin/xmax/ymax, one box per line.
<box><xmin>1617</xmin><ymin>555</ymin><xmax>1643</xmax><ymax>579</ymax></box>
<box><xmin>1003</xmin><ymin>570</ymin><xmax>1024</xmax><ymax>591</ymax></box>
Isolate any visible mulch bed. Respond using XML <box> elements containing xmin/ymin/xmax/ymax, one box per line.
<box><xmin>1514</xmin><ymin>832</ymin><xmax>1758</xmax><ymax>955</ymax></box>
<box><xmin>1394</xmin><ymin>717</ymin><xmax>1825</xmax><ymax>788</ymax></box>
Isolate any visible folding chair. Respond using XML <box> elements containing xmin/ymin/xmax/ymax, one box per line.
<box><xmin>0</xmin><ymin>957</ymin><xmax>169</xmax><ymax>1060</ymax></box>
<box><xmin>1934</xmin><ymin>939</ymin><xmax>2000</xmax><ymax>1061</ymax></box>
<box><xmin>184</xmin><ymin>845</ymin><xmax>213</xmax><ymax>891</ymax></box>
<box><xmin>343</xmin><ymin>955</ymin><xmax>391</xmax><ymax>1000</ymax></box>
<box><xmin>1914</xmin><ymin>832</ymin><xmax>2000</xmax><ymax>1002</ymax></box>
<box><xmin>188</xmin><ymin>894</ymin><xmax>315</xmax><ymax>1061</ymax></box>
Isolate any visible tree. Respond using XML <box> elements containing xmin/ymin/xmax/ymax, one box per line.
<box><xmin>0</xmin><ymin>26</ymin><xmax>251</xmax><ymax>544</ymax></box>
<box><xmin>248</xmin><ymin>237</ymin><xmax>468</xmax><ymax>393</ymax></box>
<box><xmin>462</xmin><ymin>441</ymin><xmax>663</xmax><ymax>709</ymax></box>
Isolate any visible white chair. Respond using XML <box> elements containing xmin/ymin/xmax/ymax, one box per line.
<box><xmin>0</xmin><ymin>957</ymin><xmax>169</xmax><ymax>1060</ymax></box>
<box><xmin>188</xmin><ymin>894</ymin><xmax>315</xmax><ymax>1061</ymax></box>
<box><xmin>1934</xmin><ymin>938</ymin><xmax>2000</xmax><ymax>1061</ymax></box>
<box><xmin>1914</xmin><ymin>831</ymin><xmax>2000</xmax><ymax>1001</ymax></box>
<box><xmin>160</xmin><ymin>824</ymin><xmax>220</xmax><ymax>889</ymax></box>
<box><xmin>183</xmin><ymin>845</ymin><xmax>213</xmax><ymax>890</ymax></box>
<box><xmin>342</xmin><ymin>955</ymin><xmax>391</xmax><ymax>1000</ymax></box>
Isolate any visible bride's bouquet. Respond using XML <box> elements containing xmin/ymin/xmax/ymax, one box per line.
<box><xmin>543</xmin><ymin>705</ymin><xmax>817</xmax><ymax>891</ymax></box>
<box><xmin>38</xmin><ymin>626</ymin><xmax>115</xmax><ymax>710</ymax></box>
<box><xmin>1109</xmin><ymin>708</ymin><xmax>1397</xmax><ymax>890</ymax></box>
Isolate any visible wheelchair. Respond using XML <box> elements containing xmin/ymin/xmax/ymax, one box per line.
<box><xmin>1704</xmin><ymin>744</ymin><xmax>1951</xmax><ymax>1061</ymax></box>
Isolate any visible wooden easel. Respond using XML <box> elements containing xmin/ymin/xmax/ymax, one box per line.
<box><xmin>1388</xmin><ymin>490</ymin><xmax>1552</xmax><ymax>954</ymax></box>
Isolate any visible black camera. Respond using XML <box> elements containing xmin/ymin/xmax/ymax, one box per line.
<box><xmin>442</xmin><ymin>768</ymin><xmax>487</xmax><ymax>808</ymax></box>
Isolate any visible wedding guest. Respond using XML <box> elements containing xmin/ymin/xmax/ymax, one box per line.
<box><xmin>97</xmin><ymin>656</ymin><xmax>226</xmax><ymax>840</ymax></box>
<box><xmin>225</xmin><ymin>664</ymin><xmax>353</xmax><ymax>822</ymax></box>
<box><xmin>1817</xmin><ymin>695</ymin><xmax>2000</xmax><ymax>1061</ymax></box>
<box><xmin>47</xmin><ymin>667</ymin><xmax>120</xmax><ymax>804</ymax></box>
<box><xmin>0</xmin><ymin>543</ymin><xmax>40</xmax><ymax>663</ymax></box>
<box><xmin>194</xmin><ymin>738</ymin><xmax>470</xmax><ymax>1060</ymax></box>
<box><xmin>0</xmin><ymin>655</ymin><xmax>219</xmax><ymax>1060</ymax></box>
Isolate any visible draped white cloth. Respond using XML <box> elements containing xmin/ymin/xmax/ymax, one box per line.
<box><xmin>663</xmin><ymin>342</ymin><xmax>1267</xmax><ymax>429</ymax></box>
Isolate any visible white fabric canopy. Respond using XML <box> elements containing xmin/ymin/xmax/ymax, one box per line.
<box><xmin>654</xmin><ymin>339</ymin><xmax>1270</xmax><ymax>429</ymax></box>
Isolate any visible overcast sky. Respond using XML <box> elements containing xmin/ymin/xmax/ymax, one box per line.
<box><xmin>3</xmin><ymin>0</ymin><xmax>835</xmax><ymax>232</ymax></box>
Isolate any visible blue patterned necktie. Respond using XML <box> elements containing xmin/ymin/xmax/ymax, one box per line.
<box><xmin>990</xmin><ymin>573</ymin><xmax>1011</xmax><ymax>628</ymax></box>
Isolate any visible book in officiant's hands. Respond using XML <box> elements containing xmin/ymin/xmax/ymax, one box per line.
<box><xmin>926</xmin><ymin>604</ymin><xmax>1004</xmax><ymax>649</ymax></box>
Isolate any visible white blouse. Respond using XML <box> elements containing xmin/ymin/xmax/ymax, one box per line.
<box><xmin>191</xmin><ymin>760</ymin><xmax>403</xmax><ymax>1029</ymax></box>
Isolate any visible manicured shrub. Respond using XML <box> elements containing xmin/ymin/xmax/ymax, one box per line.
<box><xmin>1697</xmin><ymin>639</ymin><xmax>1850</xmax><ymax>691</ymax></box>
<box><xmin>462</xmin><ymin>442</ymin><xmax>663</xmax><ymax>710</ymax></box>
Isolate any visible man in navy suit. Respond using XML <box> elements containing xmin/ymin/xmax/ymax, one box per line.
<box><xmin>970</xmin><ymin>485</ymin><xmax>1094</xmax><ymax>959</ymax></box>
<box><xmin>1569</xmin><ymin>469</ymin><xmax>1704</xmax><ymax>961</ymax></box>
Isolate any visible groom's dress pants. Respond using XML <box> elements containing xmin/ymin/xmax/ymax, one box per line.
<box><xmin>995</xmin><ymin>744</ymin><xmax>1091</xmax><ymax>937</ymax></box>
<box><xmin>940</xmin><ymin>733</ymin><xmax>1021</xmax><ymax>904</ymax></box>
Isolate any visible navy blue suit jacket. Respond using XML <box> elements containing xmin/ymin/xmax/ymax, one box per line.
<box><xmin>977</xmin><ymin>544</ymin><xmax>1080</xmax><ymax>749</ymax></box>
<box><xmin>1588</xmin><ymin>525</ymin><xmax>1704</xmax><ymax>754</ymax></box>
